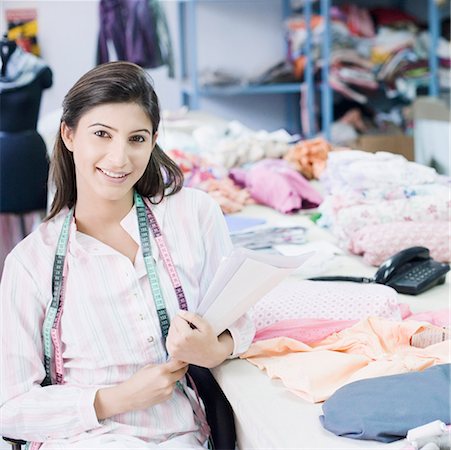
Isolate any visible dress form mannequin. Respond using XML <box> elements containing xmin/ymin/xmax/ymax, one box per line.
<box><xmin>1</xmin><ymin>34</ymin><xmax>17</xmax><ymax>77</ymax></box>
<box><xmin>0</xmin><ymin>35</ymin><xmax>53</xmax><ymax>274</ymax></box>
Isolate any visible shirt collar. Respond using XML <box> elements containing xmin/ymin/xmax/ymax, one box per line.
<box><xmin>66</xmin><ymin>195</ymin><xmax>168</xmax><ymax>264</ymax></box>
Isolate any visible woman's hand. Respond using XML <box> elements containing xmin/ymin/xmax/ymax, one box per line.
<box><xmin>94</xmin><ymin>359</ymin><xmax>188</xmax><ymax>420</ymax></box>
<box><xmin>166</xmin><ymin>310</ymin><xmax>234</xmax><ymax>368</ymax></box>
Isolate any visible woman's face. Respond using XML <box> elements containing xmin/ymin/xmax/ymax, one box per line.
<box><xmin>61</xmin><ymin>102</ymin><xmax>156</xmax><ymax>205</ymax></box>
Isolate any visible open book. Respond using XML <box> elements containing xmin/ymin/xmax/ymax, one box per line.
<box><xmin>197</xmin><ymin>248</ymin><xmax>312</xmax><ymax>335</ymax></box>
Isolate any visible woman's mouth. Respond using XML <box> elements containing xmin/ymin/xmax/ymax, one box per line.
<box><xmin>97</xmin><ymin>167</ymin><xmax>130</xmax><ymax>183</ymax></box>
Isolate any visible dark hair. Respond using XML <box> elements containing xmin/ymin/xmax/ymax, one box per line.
<box><xmin>46</xmin><ymin>61</ymin><xmax>183</xmax><ymax>220</ymax></box>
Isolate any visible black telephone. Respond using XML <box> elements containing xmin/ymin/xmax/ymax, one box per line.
<box><xmin>373</xmin><ymin>246</ymin><xmax>450</xmax><ymax>295</ymax></box>
<box><xmin>309</xmin><ymin>246</ymin><xmax>450</xmax><ymax>295</ymax></box>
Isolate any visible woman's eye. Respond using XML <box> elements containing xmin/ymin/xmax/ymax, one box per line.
<box><xmin>130</xmin><ymin>135</ymin><xmax>146</xmax><ymax>143</ymax></box>
<box><xmin>94</xmin><ymin>130</ymin><xmax>109</xmax><ymax>138</ymax></box>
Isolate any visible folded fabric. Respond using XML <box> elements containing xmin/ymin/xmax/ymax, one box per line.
<box><xmin>349</xmin><ymin>221</ymin><xmax>451</xmax><ymax>266</ymax></box>
<box><xmin>229</xmin><ymin>159</ymin><xmax>323</xmax><ymax>214</ymax></box>
<box><xmin>320</xmin><ymin>364</ymin><xmax>451</xmax><ymax>443</ymax></box>
<box><xmin>249</xmin><ymin>279</ymin><xmax>400</xmax><ymax>331</ymax></box>
<box><xmin>334</xmin><ymin>195</ymin><xmax>450</xmax><ymax>242</ymax></box>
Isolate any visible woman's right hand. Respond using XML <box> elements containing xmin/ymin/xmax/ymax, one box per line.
<box><xmin>94</xmin><ymin>359</ymin><xmax>188</xmax><ymax>420</ymax></box>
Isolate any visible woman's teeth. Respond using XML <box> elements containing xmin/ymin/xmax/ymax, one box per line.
<box><xmin>99</xmin><ymin>168</ymin><xmax>128</xmax><ymax>178</ymax></box>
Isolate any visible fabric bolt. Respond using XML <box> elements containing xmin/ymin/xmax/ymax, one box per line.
<box><xmin>349</xmin><ymin>221</ymin><xmax>451</xmax><ymax>266</ymax></box>
<box><xmin>333</xmin><ymin>194</ymin><xmax>450</xmax><ymax>242</ymax></box>
<box><xmin>0</xmin><ymin>188</ymin><xmax>255</xmax><ymax>446</ymax></box>
<box><xmin>320</xmin><ymin>364</ymin><xmax>451</xmax><ymax>443</ymax></box>
<box><xmin>322</xmin><ymin>183</ymin><xmax>450</xmax><ymax>217</ymax></box>
<box><xmin>242</xmin><ymin>316</ymin><xmax>450</xmax><ymax>403</ymax></box>
<box><xmin>249</xmin><ymin>279</ymin><xmax>400</xmax><ymax>331</ymax></box>
<box><xmin>229</xmin><ymin>159</ymin><xmax>323</xmax><ymax>214</ymax></box>
<box><xmin>321</xmin><ymin>151</ymin><xmax>438</xmax><ymax>193</ymax></box>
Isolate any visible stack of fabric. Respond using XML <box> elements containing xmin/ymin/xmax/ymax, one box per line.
<box><xmin>317</xmin><ymin>150</ymin><xmax>451</xmax><ymax>266</ymax></box>
<box><xmin>285</xmin><ymin>4</ymin><xmax>450</xmax><ymax>104</ymax></box>
<box><xmin>245</xmin><ymin>277</ymin><xmax>450</xmax><ymax>444</ymax></box>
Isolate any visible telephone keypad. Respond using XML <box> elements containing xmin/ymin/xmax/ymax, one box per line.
<box><xmin>403</xmin><ymin>265</ymin><xmax>437</xmax><ymax>282</ymax></box>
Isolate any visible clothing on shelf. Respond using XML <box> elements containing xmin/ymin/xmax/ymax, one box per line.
<box><xmin>97</xmin><ymin>0</ymin><xmax>174</xmax><ymax>76</ymax></box>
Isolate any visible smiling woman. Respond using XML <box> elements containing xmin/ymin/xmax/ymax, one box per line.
<box><xmin>0</xmin><ymin>61</ymin><xmax>255</xmax><ymax>449</ymax></box>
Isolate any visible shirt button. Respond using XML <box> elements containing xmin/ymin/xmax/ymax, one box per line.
<box><xmin>147</xmin><ymin>336</ymin><xmax>154</xmax><ymax>343</ymax></box>
<box><xmin>139</xmin><ymin>314</ymin><xmax>144</xmax><ymax>320</ymax></box>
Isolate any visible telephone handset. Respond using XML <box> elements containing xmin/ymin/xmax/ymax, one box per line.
<box><xmin>373</xmin><ymin>246</ymin><xmax>450</xmax><ymax>295</ymax></box>
<box><xmin>309</xmin><ymin>246</ymin><xmax>450</xmax><ymax>295</ymax></box>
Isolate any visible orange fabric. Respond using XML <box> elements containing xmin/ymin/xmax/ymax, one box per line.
<box><xmin>242</xmin><ymin>317</ymin><xmax>450</xmax><ymax>403</ymax></box>
<box><xmin>284</xmin><ymin>137</ymin><xmax>332</xmax><ymax>180</ymax></box>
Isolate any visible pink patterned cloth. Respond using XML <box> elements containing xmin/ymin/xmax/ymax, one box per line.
<box><xmin>349</xmin><ymin>221</ymin><xmax>451</xmax><ymax>266</ymax></box>
<box><xmin>253</xmin><ymin>308</ymin><xmax>451</xmax><ymax>343</ymax></box>
<box><xmin>334</xmin><ymin>195</ymin><xmax>450</xmax><ymax>243</ymax></box>
<box><xmin>249</xmin><ymin>279</ymin><xmax>400</xmax><ymax>331</ymax></box>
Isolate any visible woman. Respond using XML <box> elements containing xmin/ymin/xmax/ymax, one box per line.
<box><xmin>0</xmin><ymin>61</ymin><xmax>255</xmax><ymax>449</ymax></box>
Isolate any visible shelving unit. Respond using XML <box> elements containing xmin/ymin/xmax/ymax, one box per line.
<box><xmin>177</xmin><ymin>0</ymin><xmax>322</xmax><ymax>136</ymax></box>
<box><xmin>177</xmin><ymin>0</ymin><xmax>443</xmax><ymax>140</ymax></box>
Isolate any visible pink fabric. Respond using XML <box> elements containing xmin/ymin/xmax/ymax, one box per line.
<box><xmin>349</xmin><ymin>221</ymin><xmax>451</xmax><ymax>266</ymax></box>
<box><xmin>249</xmin><ymin>279</ymin><xmax>400</xmax><ymax>331</ymax></box>
<box><xmin>229</xmin><ymin>159</ymin><xmax>323</xmax><ymax>214</ymax></box>
<box><xmin>254</xmin><ymin>318</ymin><xmax>357</xmax><ymax>343</ymax></box>
<box><xmin>253</xmin><ymin>309</ymin><xmax>451</xmax><ymax>343</ymax></box>
<box><xmin>405</xmin><ymin>309</ymin><xmax>451</xmax><ymax>327</ymax></box>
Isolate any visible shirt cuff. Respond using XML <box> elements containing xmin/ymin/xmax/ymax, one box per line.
<box><xmin>78</xmin><ymin>386</ymin><xmax>102</xmax><ymax>431</ymax></box>
<box><xmin>226</xmin><ymin>314</ymin><xmax>256</xmax><ymax>358</ymax></box>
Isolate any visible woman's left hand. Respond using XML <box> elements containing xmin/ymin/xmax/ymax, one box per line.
<box><xmin>166</xmin><ymin>310</ymin><xmax>234</xmax><ymax>368</ymax></box>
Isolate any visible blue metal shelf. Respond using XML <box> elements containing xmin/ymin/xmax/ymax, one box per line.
<box><xmin>177</xmin><ymin>0</ymin><xmax>442</xmax><ymax>140</ymax></box>
<box><xmin>181</xmin><ymin>83</ymin><xmax>304</xmax><ymax>96</ymax></box>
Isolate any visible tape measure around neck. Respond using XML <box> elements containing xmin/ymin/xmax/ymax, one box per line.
<box><xmin>43</xmin><ymin>193</ymin><xmax>189</xmax><ymax>386</ymax></box>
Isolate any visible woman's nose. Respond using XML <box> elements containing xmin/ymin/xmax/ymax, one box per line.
<box><xmin>107</xmin><ymin>140</ymin><xmax>129</xmax><ymax>167</ymax></box>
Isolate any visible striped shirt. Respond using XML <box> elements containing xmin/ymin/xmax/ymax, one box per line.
<box><xmin>0</xmin><ymin>188</ymin><xmax>255</xmax><ymax>446</ymax></box>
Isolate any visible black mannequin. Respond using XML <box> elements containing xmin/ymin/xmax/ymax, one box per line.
<box><xmin>0</xmin><ymin>40</ymin><xmax>53</xmax><ymax>214</ymax></box>
<box><xmin>0</xmin><ymin>34</ymin><xmax>17</xmax><ymax>77</ymax></box>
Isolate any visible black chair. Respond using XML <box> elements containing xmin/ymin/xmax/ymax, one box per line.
<box><xmin>3</xmin><ymin>365</ymin><xmax>236</xmax><ymax>450</ymax></box>
<box><xmin>188</xmin><ymin>365</ymin><xmax>236</xmax><ymax>450</ymax></box>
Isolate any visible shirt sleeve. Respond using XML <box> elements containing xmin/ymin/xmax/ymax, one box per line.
<box><xmin>0</xmin><ymin>253</ymin><xmax>101</xmax><ymax>442</ymax></box>
<box><xmin>198</xmin><ymin>195</ymin><xmax>255</xmax><ymax>358</ymax></box>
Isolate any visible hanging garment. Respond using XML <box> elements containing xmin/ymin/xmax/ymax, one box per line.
<box><xmin>97</xmin><ymin>0</ymin><xmax>174</xmax><ymax>76</ymax></box>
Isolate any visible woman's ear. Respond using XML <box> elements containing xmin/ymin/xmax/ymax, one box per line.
<box><xmin>152</xmin><ymin>131</ymin><xmax>159</xmax><ymax>149</ymax></box>
<box><xmin>60</xmin><ymin>122</ymin><xmax>74</xmax><ymax>152</ymax></box>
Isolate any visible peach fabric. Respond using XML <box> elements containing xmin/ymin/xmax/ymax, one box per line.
<box><xmin>242</xmin><ymin>317</ymin><xmax>450</xmax><ymax>403</ymax></box>
<box><xmin>283</xmin><ymin>137</ymin><xmax>332</xmax><ymax>180</ymax></box>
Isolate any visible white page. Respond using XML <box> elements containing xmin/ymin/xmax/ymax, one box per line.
<box><xmin>199</xmin><ymin>251</ymin><xmax>313</xmax><ymax>335</ymax></box>
<box><xmin>197</xmin><ymin>247</ymin><xmax>309</xmax><ymax>316</ymax></box>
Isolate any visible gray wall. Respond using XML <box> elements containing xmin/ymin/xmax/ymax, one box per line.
<box><xmin>1</xmin><ymin>0</ymin><xmax>289</xmax><ymax>131</ymax></box>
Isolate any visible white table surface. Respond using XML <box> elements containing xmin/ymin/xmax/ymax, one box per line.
<box><xmin>212</xmin><ymin>204</ymin><xmax>450</xmax><ymax>450</ymax></box>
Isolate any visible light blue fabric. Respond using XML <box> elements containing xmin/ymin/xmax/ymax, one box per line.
<box><xmin>319</xmin><ymin>364</ymin><xmax>451</xmax><ymax>443</ymax></box>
